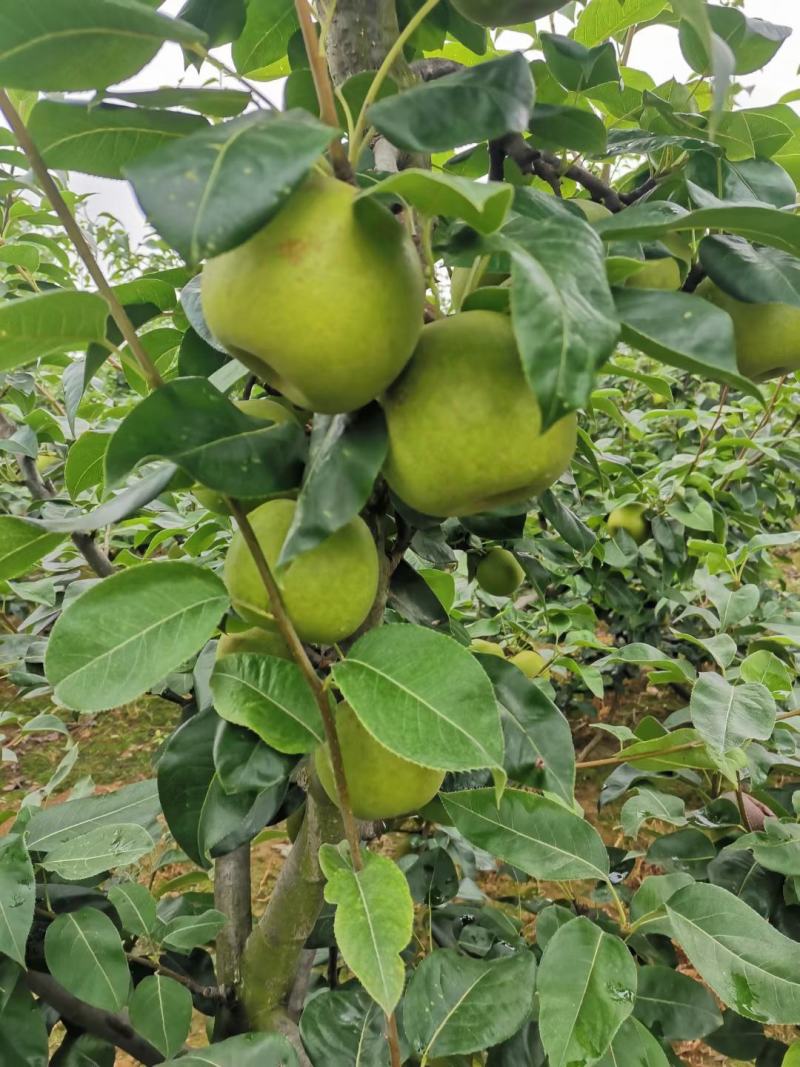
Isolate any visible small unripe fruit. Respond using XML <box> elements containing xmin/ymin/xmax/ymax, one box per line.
<box><xmin>608</xmin><ymin>503</ymin><xmax>649</xmax><ymax>545</ymax></box>
<box><xmin>476</xmin><ymin>547</ymin><xmax>525</xmax><ymax>597</ymax></box>
<box><xmin>469</xmin><ymin>639</ymin><xmax>505</xmax><ymax>658</ymax></box>
<box><xmin>314</xmin><ymin>704</ymin><xmax>445</xmax><ymax>820</ymax></box>
<box><xmin>224</xmin><ymin>499</ymin><xmax>379</xmax><ymax>645</ymax></box>
<box><xmin>510</xmin><ymin>649</ymin><xmax>550</xmax><ymax>680</ymax></box>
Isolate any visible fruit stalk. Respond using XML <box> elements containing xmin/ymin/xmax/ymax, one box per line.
<box><xmin>227</xmin><ymin>499</ymin><xmax>364</xmax><ymax>871</ymax></box>
<box><xmin>0</xmin><ymin>90</ymin><xmax>164</xmax><ymax>391</ymax></box>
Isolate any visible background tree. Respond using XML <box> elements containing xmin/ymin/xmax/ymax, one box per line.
<box><xmin>1</xmin><ymin>1</ymin><xmax>800</xmax><ymax>1065</ymax></box>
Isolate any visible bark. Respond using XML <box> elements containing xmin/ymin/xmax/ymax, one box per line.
<box><xmin>214</xmin><ymin>845</ymin><xmax>253</xmax><ymax>989</ymax></box>
<box><xmin>321</xmin><ymin>0</ymin><xmax>415</xmax><ymax>87</ymax></box>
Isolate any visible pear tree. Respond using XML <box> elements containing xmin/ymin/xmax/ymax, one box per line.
<box><xmin>1</xmin><ymin>1</ymin><xmax>800</xmax><ymax>1066</ymax></box>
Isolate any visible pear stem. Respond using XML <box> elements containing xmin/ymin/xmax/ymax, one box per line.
<box><xmin>349</xmin><ymin>0</ymin><xmax>443</xmax><ymax>165</ymax></box>
<box><xmin>226</xmin><ymin>500</ymin><xmax>363</xmax><ymax>871</ymax></box>
<box><xmin>294</xmin><ymin>0</ymin><xmax>354</xmax><ymax>183</ymax></box>
<box><xmin>0</xmin><ymin>90</ymin><xmax>163</xmax><ymax>392</ymax></box>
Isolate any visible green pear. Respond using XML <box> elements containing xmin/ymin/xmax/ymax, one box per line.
<box><xmin>382</xmin><ymin>311</ymin><xmax>577</xmax><ymax>517</ymax></box>
<box><xmin>510</xmin><ymin>649</ymin><xmax>550</xmax><ymax>679</ymax></box>
<box><xmin>469</xmin><ymin>639</ymin><xmax>505</xmax><ymax>658</ymax></box>
<box><xmin>696</xmin><ymin>278</ymin><xmax>800</xmax><ymax>381</ymax></box>
<box><xmin>194</xmin><ymin>397</ymin><xmax>301</xmax><ymax>515</ymax></box>
<box><xmin>572</xmin><ymin>200</ymin><xmax>612</xmax><ymax>224</ymax></box>
<box><xmin>624</xmin><ymin>254</ymin><xmax>682</xmax><ymax>291</ymax></box>
<box><xmin>608</xmin><ymin>503</ymin><xmax>649</xmax><ymax>544</ymax></box>
<box><xmin>314</xmin><ymin>704</ymin><xmax>445</xmax><ymax>820</ymax></box>
<box><xmin>216</xmin><ymin>621</ymin><xmax>292</xmax><ymax>661</ymax></box>
<box><xmin>224</xmin><ymin>499</ymin><xmax>379</xmax><ymax>644</ymax></box>
<box><xmin>202</xmin><ymin>175</ymin><xmax>424</xmax><ymax>414</ymax></box>
<box><xmin>476</xmin><ymin>547</ymin><xmax>525</xmax><ymax>597</ymax></box>
<box><xmin>450</xmin><ymin>0</ymin><xmax>568</xmax><ymax>27</ymax></box>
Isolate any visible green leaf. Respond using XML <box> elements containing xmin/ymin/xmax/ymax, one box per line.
<box><xmin>667</xmin><ymin>882</ymin><xmax>800</xmax><ymax>1023</ymax></box>
<box><xmin>214</xmin><ymin>720</ymin><xmax>295</xmax><ymax>796</ymax></box>
<box><xmin>539</xmin><ymin>489</ymin><xmax>596</xmax><ymax>553</ymax></box>
<box><xmin>530</xmin><ymin>103</ymin><xmax>607</xmax><ymax>154</ymax></box>
<box><xmin>538</xmin><ymin>917</ymin><xmax>637</xmax><ymax>1067</ymax></box>
<box><xmin>126</xmin><ymin>110</ymin><xmax>334</xmax><ymax>265</ymax></box>
<box><xmin>129</xmin><ymin>975</ymin><xmax>192</xmax><ymax>1059</ymax></box>
<box><xmin>279</xmin><ymin>406</ymin><xmax>387</xmax><ymax>567</ymax></box>
<box><xmin>617</xmin><ymin>728</ymin><xmax>715</xmax><ymax>772</ymax></box>
<box><xmin>575</xmin><ymin>0</ymin><xmax>669</xmax><ymax>47</ymax></box>
<box><xmin>690</xmin><ymin>672</ymin><xmax>776</xmax><ymax>753</ymax></box>
<box><xmin>629</xmin><ymin>873</ymin><xmax>694</xmax><ymax>937</ymax></box>
<box><xmin>740</xmin><ymin>651</ymin><xmax>793</xmax><ymax>697</ymax></box>
<box><xmin>593</xmin><ymin>1016</ymin><xmax>670</xmax><ymax>1067</ymax></box>
<box><xmin>478</xmin><ymin>655</ymin><xmax>575</xmax><ymax>805</ymax></box>
<box><xmin>108</xmin><ymin>883</ymin><xmax>157</xmax><ymax>938</ymax></box>
<box><xmin>331</xmin><ymin>625</ymin><xmax>505</xmax><ymax>773</ymax></box>
<box><xmin>105</xmin><ymin>378</ymin><xmax>306</xmax><ymax>498</ymax></box>
<box><xmin>232</xmin><ymin>0</ymin><xmax>298</xmax><ymax>77</ymax></box>
<box><xmin>36</xmin><ymin>464</ymin><xmax>178</xmax><ymax>535</ymax></box>
<box><xmin>672</xmin><ymin>0</ymin><xmax>735</xmax><ymax>126</ymax></box>
<box><xmin>540</xmin><ymin>33</ymin><xmax>619</xmax><ymax>91</ymax></box>
<box><xmin>735</xmin><ymin>821</ymin><xmax>800</xmax><ymax>877</ymax></box>
<box><xmin>680</xmin><ymin>5</ymin><xmax>790</xmax><ymax>76</ymax></box>
<box><xmin>785</xmin><ymin>1042</ymin><xmax>800</xmax><ymax>1067</ymax></box>
<box><xmin>620</xmin><ymin>787</ymin><xmax>687</xmax><ymax>838</ymax></box>
<box><xmin>614</xmin><ymin>289</ymin><xmax>761</xmax><ymax>400</ymax></box>
<box><xmin>442</xmin><ymin>788</ymin><xmax>610</xmax><ymax>882</ymax></box>
<box><xmin>0</xmin><ymin>983</ymin><xmax>48</xmax><ymax>1067</ymax></box>
<box><xmin>45</xmin><ymin>561</ymin><xmax>229</xmax><ymax>713</ymax></box>
<box><xmin>28</xmin><ymin>101</ymin><xmax>207</xmax><ymax>179</ymax></box>
<box><xmin>403</xmin><ymin>949</ymin><xmax>537</xmax><ymax>1059</ymax></box>
<box><xmin>320</xmin><ymin>846</ymin><xmax>413</xmax><ymax>1015</ymax></box>
<box><xmin>0</xmin><ymin>835</ymin><xmax>34</xmax><ymax>966</ymax></box>
<box><xmin>210</xmin><ymin>653</ymin><xmax>324</xmax><ymax>754</ymax></box>
<box><xmin>161</xmin><ymin>1033</ymin><xmax>299</xmax><ymax>1067</ymax></box>
<box><xmin>25</xmin><ymin>780</ymin><xmax>160</xmax><ymax>852</ymax></box>
<box><xmin>368</xmin><ymin>53</ymin><xmax>534</xmax><ymax>153</ymax></box>
<box><xmin>65</xmin><ymin>431</ymin><xmax>110</xmax><ymax>500</ymax></box>
<box><xmin>299</xmin><ymin>986</ymin><xmax>399</xmax><ymax>1067</ymax></box>
<box><xmin>0</xmin><ymin>290</ymin><xmax>108</xmax><ymax>374</ymax></box>
<box><xmin>0</xmin><ymin>516</ymin><xmax>65</xmax><ymax>581</ymax></box>
<box><xmin>0</xmin><ymin>0</ymin><xmax>205</xmax><ymax>91</ymax></box>
<box><xmin>44</xmin><ymin>908</ymin><xmax>130</xmax><ymax>1012</ymax></box>
<box><xmin>105</xmin><ymin>87</ymin><xmax>251</xmax><ymax>118</ymax></box>
<box><xmin>688</xmin><ymin>153</ymin><xmax>795</xmax><ymax>208</ymax></box>
<box><xmin>161</xmin><ymin>908</ymin><xmax>227</xmax><ymax>950</ymax></box>
<box><xmin>502</xmin><ymin>211</ymin><xmax>619</xmax><ymax>428</ymax></box>
<box><xmin>634</xmin><ymin>965</ymin><xmax>722</xmax><ymax>1040</ymax></box>
<box><xmin>40</xmin><ymin>823</ymin><xmax>154</xmax><ymax>881</ymax></box>
<box><xmin>359</xmin><ymin>170</ymin><xmax>513</xmax><ymax>235</ymax></box>
<box><xmin>700</xmin><ymin>236</ymin><xmax>800</xmax><ymax>308</ymax></box>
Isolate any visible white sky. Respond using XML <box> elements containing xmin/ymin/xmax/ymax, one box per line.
<box><xmin>72</xmin><ymin>0</ymin><xmax>800</xmax><ymax>242</ymax></box>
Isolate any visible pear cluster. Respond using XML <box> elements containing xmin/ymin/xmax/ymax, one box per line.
<box><xmin>203</xmin><ymin>174</ymin><xmax>581</xmax><ymax>820</ymax></box>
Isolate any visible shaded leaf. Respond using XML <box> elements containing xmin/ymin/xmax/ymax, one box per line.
<box><xmin>0</xmin><ymin>290</ymin><xmax>108</xmax><ymax>374</ymax></box>
<box><xmin>0</xmin><ymin>835</ymin><xmax>34</xmax><ymax>967</ymax></box>
<box><xmin>360</xmin><ymin>170</ymin><xmax>513</xmax><ymax>235</ymax></box>
<box><xmin>129</xmin><ymin>975</ymin><xmax>192</xmax><ymax>1059</ymax></box>
<box><xmin>44</xmin><ymin>908</ymin><xmax>129</xmax><ymax>1012</ymax></box>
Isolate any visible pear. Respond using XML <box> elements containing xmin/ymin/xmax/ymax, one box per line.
<box><xmin>382</xmin><ymin>311</ymin><xmax>577</xmax><ymax>517</ymax></box>
<box><xmin>194</xmin><ymin>397</ymin><xmax>300</xmax><ymax>515</ymax></box>
<box><xmin>451</xmin><ymin>0</ymin><xmax>568</xmax><ymax>27</ymax></box>
<box><xmin>476</xmin><ymin>547</ymin><xmax>525</xmax><ymax>597</ymax></box>
<box><xmin>696</xmin><ymin>278</ymin><xmax>800</xmax><ymax>381</ymax></box>
<box><xmin>624</xmin><ymin>255</ymin><xmax>682</xmax><ymax>291</ymax></box>
<box><xmin>216</xmin><ymin>621</ymin><xmax>292</xmax><ymax>661</ymax></box>
<box><xmin>469</xmin><ymin>639</ymin><xmax>505</xmax><ymax>658</ymax></box>
<box><xmin>510</xmin><ymin>649</ymin><xmax>550</xmax><ymax>679</ymax></box>
<box><xmin>224</xmin><ymin>499</ymin><xmax>379</xmax><ymax>644</ymax></box>
<box><xmin>608</xmin><ymin>503</ymin><xmax>649</xmax><ymax>544</ymax></box>
<box><xmin>314</xmin><ymin>704</ymin><xmax>445</xmax><ymax>820</ymax></box>
<box><xmin>202</xmin><ymin>175</ymin><xmax>424</xmax><ymax>414</ymax></box>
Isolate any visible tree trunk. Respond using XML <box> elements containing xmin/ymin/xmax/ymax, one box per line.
<box><xmin>321</xmin><ymin>0</ymin><xmax>415</xmax><ymax>87</ymax></box>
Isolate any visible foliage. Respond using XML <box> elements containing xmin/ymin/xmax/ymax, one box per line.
<box><xmin>0</xmin><ymin>0</ymin><xmax>799</xmax><ymax>1065</ymax></box>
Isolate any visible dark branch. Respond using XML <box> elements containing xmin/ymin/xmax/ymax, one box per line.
<box><xmin>25</xmin><ymin>970</ymin><xmax>166</xmax><ymax>1066</ymax></box>
<box><xmin>411</xmin><ymin>57</ymin><xmax>464</xmax><ymax>81</ymax></box>
<box><xmin>493</xmin><ymin>133</ymin><xmax>624</xmax><ymax>211</ymax></box>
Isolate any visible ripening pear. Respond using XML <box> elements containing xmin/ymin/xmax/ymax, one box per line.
<box><xmin>194</xmin><ymin>397</ymin><xmax>300</xmax><ymax>515</ymax></box>
<box><xmin>624</xmin><ymin>255</ymin><xmax>682</xmax><ymax>291</ymax></box>
<box><xmin>476</xmin><ymin>548</ymin><xmax>525</xmax><ymax>597</ymax></box>
<box><xmin>608</xmin><ymin>503</ymin><xmax>649</xmax><ymax>544</ymax></box>
<box><xmin>469</xmin><ymin>639</ymin><xmax>505</xmax><ymax>658</ymax></box>
<box><xmin>510</xmin><ymin>649</ymin><xmax>550</xmax><ymax>680</ymax></box>
<box><xmin>451</xmin><ymin>0</ymin><xmax>568</xmax><ymax>26</ymax></box>
<box><xmin>216</xmin><ymin>621</ymin><xmax>291</xmax><ymax>661</ymax></box>
<box><xmin>696</xmin><ymin>278</ymin><xmax>800</xmax><ymax>381</ymax></box>
<box><xmin>314</xmin><ymin>704</ymin><xmax>445</xmax><ymax>820</ymax></box>
<box><xmin>382</xmin><ymin>311</ymin><xmax>577</xmax><ymax>517</ymax></box>
<box><xmin>224</xmin><ymin>499</ymin><xmax>379</xmax><ymax>644</ymax></box>
<box><xmin>202</xmin><ymin>175</ymin><xmax>424</xmax><ymax>414</ymax></box>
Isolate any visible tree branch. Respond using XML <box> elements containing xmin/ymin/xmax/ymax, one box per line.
<box><xmin>214</xmin><ymin>844</ymin><xmax>253</xmax><ymax>991</ymax></box>
<box><xmin>25</xmin><ymin>970</ymin><xmax>166</xmax><ymax>1066</ymax></box>
<box><xmin>0</xmin><ymin>91</ymin><xmax>163</xmax><ymax>391</ymax></box>
<box><xmin>494</xmin><ymin>133</ymin><xmax>625</xmax><ymax>211</ymax></box>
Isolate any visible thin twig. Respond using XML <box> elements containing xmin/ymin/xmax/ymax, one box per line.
<box><xmin>294</xmin><ymin>0</ymin><xmax>353</xmax><ymax>182</ymax></box>
<box><xmin>227</xmin><ymin>500</ymin><xmax>363</xmax><ymax>870</ymax></box>
<box><xmin>388</xmin><ymin>1014</ymin><xmax>402</xmax><ymax>1067</ymax></box>
<box><xmin>0</xmin><ymin>91</ymin><xmax>163</xmax><ymax>391</ymax></box>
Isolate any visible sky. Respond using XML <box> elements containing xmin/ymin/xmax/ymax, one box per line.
<box><xmin>71</xmin><ymin>0</ymin><xmax>800</xmax><ymax>242</ymax></box>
